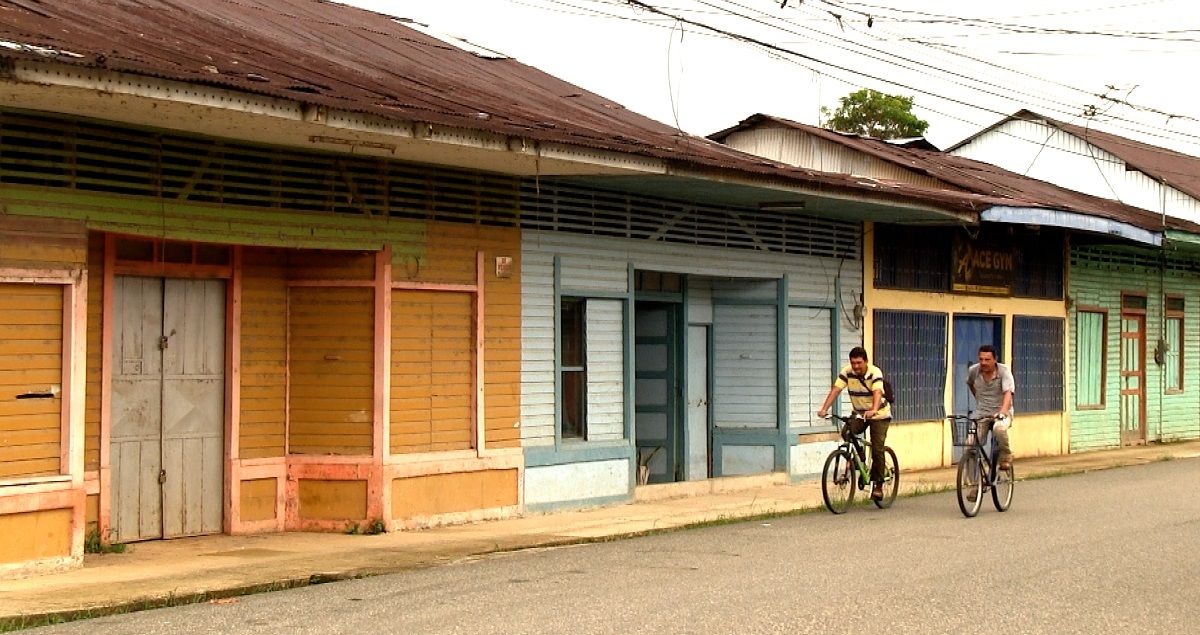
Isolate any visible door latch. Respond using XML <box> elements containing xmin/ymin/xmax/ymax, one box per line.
<box><xmin>159</xmin><ymin>336</ymin><xmax>169</xmax><ymax>351</ymax></box>
<box><xmin>158</xmin><ymin>469</ymin><xmax>167</xmax><ymax>484</ymax></box>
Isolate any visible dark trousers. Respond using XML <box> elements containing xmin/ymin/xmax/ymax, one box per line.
<box><xmin>849</xmin><ymin>417</ymin><xmax>891</xmax><ymax>482</ymax></box>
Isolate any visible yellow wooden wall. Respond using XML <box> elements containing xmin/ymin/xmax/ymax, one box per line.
<box><xmin>391</xmin><ymin>469</ymin><xmax>518</xmax><ymax>517</ymax></box>
<box><xmin>240</xmin><ymin>248</ymin><xmax>287</xmax><ymax>459</ymax></box>
<box><xmin>84</xmin><ymin>235</ymin><xmax>103</xmax><ymax>470</ymax></box>
<box><xmin>0</xmin><ymin>509</ymin><xmax>72</xmax><ymax>565</ymax></box>
<box><xmin>406</xmin><ymin>223</ymin><xmax>522</xmax><ymax>451</ymax></box>
<box><xmin>239</xmin><ymin>478</ymin><xmax>277</xmax><ymax>522</ymax></box>
<box><xmin>390</xmin><ymin>291</ymin><xmax>474</xmax><ymax>453</ymax></box>
<box><xmin>286</xmin><ymin>250</ymin><xmax>376</xmax><ymax>456</ymax></box>
<box><xmin>0</xmin><ymin>283</ymin><xmax>64</xmax><ymax>478</ymax></box>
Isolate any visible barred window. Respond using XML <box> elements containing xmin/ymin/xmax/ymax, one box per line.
<box><xmin>1014</xmin><ymin>316</ymin><xmax>1065</xmax><ymax>413</ymax></box>
<box><xmin>873</xmin><ymin>310</ymin><xmax>947</xmax><ymax>422</ymax></box>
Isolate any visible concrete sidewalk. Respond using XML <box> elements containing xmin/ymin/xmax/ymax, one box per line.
<box><xmin>2</xmin><ymin>440</ymin><xmax>1198</xmax><ymax>629</ymax></box>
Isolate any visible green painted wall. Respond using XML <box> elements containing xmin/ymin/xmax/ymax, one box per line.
<box><xmin>1069</xmin><ymin>245</ymin><xmax>1200</xmax><ymax>451</ymax></box>
<box><xmin>0</xmin><ymin>187</ymin><xmax>427</xmax><ymax>253</ymax></box>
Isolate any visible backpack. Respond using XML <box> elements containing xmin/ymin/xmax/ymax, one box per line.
<box><xmin>882</xmin><ymin>378</ymin><xmax>895</xmax><ymax>406</ymax></box>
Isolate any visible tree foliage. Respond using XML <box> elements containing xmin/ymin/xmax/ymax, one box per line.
<box><xmin>820</xmin><ymin>89</ymin><xmax>930</xmax><ymax>139</ymax></box>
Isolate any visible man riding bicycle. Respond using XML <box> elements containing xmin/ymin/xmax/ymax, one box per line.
<box><xmin>966</xmin><ymin>344</ymin><xmax>1014</xmax><ymax>470</ymax></box>
<box><xmin>817</xmin><ymin>347</ymin><xmax>892</xmax><ymax>501</ymax></box>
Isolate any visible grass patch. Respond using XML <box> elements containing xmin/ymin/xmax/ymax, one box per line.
<box><xmin>84</xmin><ymin>528</ymin><xmax>127</xmax><ymax>555</ymax></box>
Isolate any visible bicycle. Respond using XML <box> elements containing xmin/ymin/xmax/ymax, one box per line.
<box><xmin>820</xmin><ymin>413</ymin><xmax>899</xmax><ymax>514</ymax></box>
<box><xmin>948</xmin><ymin>414</ymin><xmax>1015</xmax><ymax>518</ymax></box>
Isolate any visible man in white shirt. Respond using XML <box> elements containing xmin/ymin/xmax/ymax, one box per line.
<box><xmin>966</xmin><ymin>344</ymin><xmax>1015</xmax><ymax>470</ymax></box>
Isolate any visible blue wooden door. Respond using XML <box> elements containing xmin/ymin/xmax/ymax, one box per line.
<box><xmin>952</xmin><ymin>316</ymin><xmax>1003</xmax><ymax>416</ymax></box>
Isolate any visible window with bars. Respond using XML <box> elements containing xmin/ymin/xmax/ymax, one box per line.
<box><xmin>873</xmin><ymin>310</ymin><xmax>947</xmax><ymax>421</ymax></box>
<box><xmin>1165</xmin><ymin>296</ymin><xmax>1184</xmax><ymax>392</ymax></box>
<box><xmin>1076</xmin><ymin>311</ymin><xmax>1106</xmax><ymax>408</ymax></box>
<box><xmin>873</xmin><ymin>225</ymin><xmax>951</xmax><ymax>292</ymax></box>
<box><xmin>1014</xmin><ymin>316</ymin><xmax>1064</xmax><ymax>413</ymax></box>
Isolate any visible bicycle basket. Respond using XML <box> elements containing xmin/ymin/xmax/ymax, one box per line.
<box><xmin>950</xmin><ymin>418</ymin><xmax>975</xmax><ymax>447</ymax></box>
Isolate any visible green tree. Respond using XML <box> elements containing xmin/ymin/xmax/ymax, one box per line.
<box><xmin>820</xmin><ymin>89</ymin><xmax>930</xmax><ymax>139</ymax></box>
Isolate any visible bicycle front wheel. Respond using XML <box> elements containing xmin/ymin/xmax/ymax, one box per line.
<box><xmin>992</xmin><ymin>461</ymin><xmax>1014</xmax><ymax>512</ymax></box>
<box><xmin>873</xmin><ymin>446</ymin><xmax>899</xmax><ymax>509</ymax></box>
<box><xmin>821</xmin><ymin>449</ymin><xmax>856</xmax><ymax>514</ymax></box>
<box><xmin>956</xmin><ymin>450</ymin><xmax>984</xmax><ymax>518</ymax></box>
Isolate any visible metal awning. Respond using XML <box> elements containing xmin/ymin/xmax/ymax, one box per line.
<box><xmin>982</xmin><ymin>206</ymin><xmax>1161</xmax><ymax>246</ymax></box>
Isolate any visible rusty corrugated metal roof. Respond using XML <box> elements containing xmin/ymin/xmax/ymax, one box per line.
<box><xmin>711</xmin><ymin>113</ymin><xmax>1200</xmax><ymax>233</ymax></box>
<box><xmin>0</xmin><ymin>0</ymin><xmax>1049</xmax><ymax>219</ymax></box>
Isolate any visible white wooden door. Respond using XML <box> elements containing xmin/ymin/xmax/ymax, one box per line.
<box><xmin>161</xmin><ymin>279</ymin><xmax>225</xmax><ymax>537</ymax></box>
<box><xmin>110</xmin><ymin>277</ymin><xmax>224</xmax><ymax>542</ymax></box>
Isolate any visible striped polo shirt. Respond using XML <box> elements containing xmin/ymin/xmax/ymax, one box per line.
<box><xmin>834</xmin><ymin>363</ymin><xmax>892</xmax><ymax>420</ymax></box>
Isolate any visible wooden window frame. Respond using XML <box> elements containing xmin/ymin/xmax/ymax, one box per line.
<box><xmin>1075</xmin><ymin>306</ymin><xmax>1108</xmax><ymax>410</ymax></box>
<box><xmin>1165</xmin><ymin>295</ymin><xmax>1185</xmax><ymax>394</ymax></box>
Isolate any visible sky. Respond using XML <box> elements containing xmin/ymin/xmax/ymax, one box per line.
<box><xmin>343</xmin><ymin>0</ymin><xmax>1200</xmax><ymax>155</ymax></box>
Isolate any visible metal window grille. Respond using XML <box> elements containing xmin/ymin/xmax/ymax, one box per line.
<box><xmin>873</xmin><ymin>310</ymin><xmax>947</xmax><ymax>421</ymax></box>
<box><xmin>1014</xmin><ymin>316</ymin><xmax>1065</xmax><ymax>413</ymax></box>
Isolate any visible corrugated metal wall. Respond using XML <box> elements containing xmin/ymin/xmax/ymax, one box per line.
<box><xmin>713</xmin><ymin>305</ymin><xmax>777</xmax><ymax>428</ymax></box>
<box><xmin>952</xmin><ymin>119</ymin><xmax>1200</xmax><ymax>223</ymax></box>
<box><xmin>1070</xmin><ymin>246</ymin><xmax>1200</xmax><ymax>450</ymax></box>
<box><xmin>722</xmin><ymin>127</ymin><xmax>953</xmax><ymax>190</ymax></box>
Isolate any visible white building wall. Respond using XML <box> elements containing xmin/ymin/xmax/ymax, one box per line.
<box><xmin>951</xmin><ymin>119</ymin><xmax>1200</xmax><ymax>223</ymax></box>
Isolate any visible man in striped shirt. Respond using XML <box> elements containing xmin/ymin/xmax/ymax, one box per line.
<box><xmin>817</xmin><ymin>346</ymin><xmax>892</xmax><ymax>501</ymax></box>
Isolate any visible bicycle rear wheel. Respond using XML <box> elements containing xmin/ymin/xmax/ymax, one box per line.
<box><xmin>873</xmin><ymin>446</ymin><xmax>899</xmax><ymax>509</ymax></box>
<box><xmin>956</xmin><ymin>449</ymin><xmax>984</xmax><ymax>518</ymax></box>
<box><xmin>992</xmin><ymin>461</ymin><xmax>1014</xmax><ymax>512</ymax></box>
<box><xmin>821</xmin><ymin>449</ymin><xmax>856</xmax><ymax>514</ymax></box>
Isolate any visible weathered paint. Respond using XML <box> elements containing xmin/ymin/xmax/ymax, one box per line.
<box><xmin>523</xmin><ymin>459</ymin><xmax>630</xmax><ymax>509</ymax></box>
<box><xmin>1069</xmin><ymin>247</ymin><xmax>1200</xmax><ymax>450</ymax></box>
<box><xmin>297</xmin><ymin>479</ymin><xmax>368</xmax><ymax>521</ymax></box>
<box><xmin>863</xmin><ymin>226</ymin><xmax>1069</xmax><ymax>468</ymax></box>
<box><xmin>390</xmin><ymin>469</ymin><xmax>518</xmax><ymax>518</ymax></box>
<box><xmin>0</xmin><ymin>187</ymin><xmax>426</xmax><ymax>252</ymax></box>
<box><xmin>238</xmin><ymin>477</ymin><xmax>278</xmax><ymax>523</ymax></box>
<box><xmin>0</xmin><ymin>508</ymin><xmax>73</xmax><ymax>565</ymax></box>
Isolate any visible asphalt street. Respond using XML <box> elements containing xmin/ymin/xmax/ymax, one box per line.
<box><xmin>29</xmin><ymin>457</ymin><xmax>1200</xmax><ymax>635</ymax></box>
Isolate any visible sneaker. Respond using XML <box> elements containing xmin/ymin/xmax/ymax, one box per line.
<box><xmin>870</xmin><ymin>483</ymin><xmax>884</xmax><ymax>501</ymax></box>
<box><xmin>965</xmin><ymin>490</ymin><xmax>977</xmax><ymax>503</ymax></box>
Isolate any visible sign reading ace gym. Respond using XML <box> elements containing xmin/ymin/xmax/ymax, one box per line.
<box><xmin>952</xmin><ymin>233</ymin><xmax>1015</xmax><ymax>295</ymax></box>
